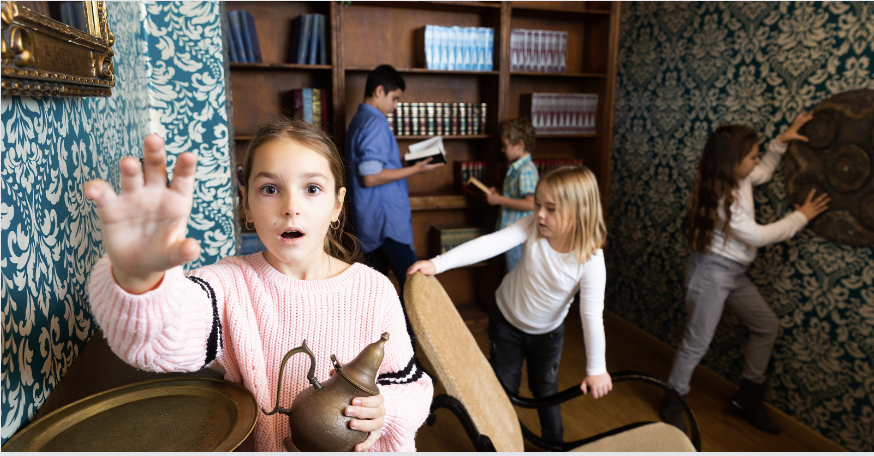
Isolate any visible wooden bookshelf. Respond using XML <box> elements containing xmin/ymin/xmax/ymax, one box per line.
<box><xmin>224</xmin><ymin>1</ymin><xmax>621</xmax><ymax>318</ymax></box>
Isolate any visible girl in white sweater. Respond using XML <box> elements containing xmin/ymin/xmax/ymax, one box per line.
<box><xmin>661</xmin><ymin>112</ymin><xmax>829</xmax><ymax>435</ymax></box>
<box><xmin>408</xmin><ymin>165</ymin><xmax>611</xmax><ymax>444</ymax></box>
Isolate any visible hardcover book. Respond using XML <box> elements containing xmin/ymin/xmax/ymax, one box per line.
<box><xmin>405</xmin><ymin>136</ymin><xmax>446</xmax><ymax>165</ymax></box>
<box><xmin>465</xmin><ymin>176</ymin><xmax>490</xmax><ymax>198</ymax></box>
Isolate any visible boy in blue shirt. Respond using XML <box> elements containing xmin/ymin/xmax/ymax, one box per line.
<box><xmin>486</xmin><ymin>118</ymin><xmax>539</xmax><ymax>271</ymax></box>
<box><xmin>345</xmin><ymin>65</ymin><xmax>443</xmax><ymax>320</ymax></box>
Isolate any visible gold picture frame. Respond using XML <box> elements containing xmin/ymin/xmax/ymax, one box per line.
<box><xmin>1</xmin><ymin>1</ymin><xmax>115</xmax><ymax>97</ymax></box>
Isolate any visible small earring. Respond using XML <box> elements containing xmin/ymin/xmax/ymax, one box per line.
<box><xmin>245</xmin><ymin>219</ymin><xmax>254</xmax><ymax>230</ymax></box>
<box><xmin>330</xmin><ymin>219</ymin><xmax>340</xmax><ymax>230</ymax></box>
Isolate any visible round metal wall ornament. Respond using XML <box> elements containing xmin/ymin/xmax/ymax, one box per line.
<box><xmin>784</xmin><ymin>89</ymin><xmax>874</xmax><ymax>246</ymax></box>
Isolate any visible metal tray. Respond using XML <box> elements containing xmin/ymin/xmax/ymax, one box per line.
<box><xmin>2</xmin><ymin>377</ymin><xmax>258</xmax><ymax>452</ymax></box>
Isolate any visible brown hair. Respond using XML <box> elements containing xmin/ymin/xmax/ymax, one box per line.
<box><xmin>500</xmin><ymin>117</ymin><xmax>536</xmax><ymax>154</ymax></box>
<box><xmin>685</xmin><ymin>124</ymin><xmax>759</xmax><ymax>253</ymax></box>
<box><xmin>535</xmin><ymin>165</ymin><xmax>606</xmax><ymax>263</ymax></box>
<box><xmin>241</xmin><ymin>117</ymin><xmax>361</xmax><ymax>263</ymax></box>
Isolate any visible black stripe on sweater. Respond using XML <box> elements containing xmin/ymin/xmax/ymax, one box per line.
<box><xmin>377</xmin><ymin>355</ymin><xmax>425</xmax><ymax>386</ymax></box>
<box><xmin>187</xmin><ymin>276</ymin><xmax>222</xmax><ymax>367</ymax></box>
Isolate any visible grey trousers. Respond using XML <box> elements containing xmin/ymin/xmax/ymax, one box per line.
<box><xmin>667</xmin><ymin>252</ymin><xmax>780</xmax><ymax>396</ymax></box>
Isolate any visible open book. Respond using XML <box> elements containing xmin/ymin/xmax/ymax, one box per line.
<box><xmin>465</xmin><ymin>176</ymin><xmax>491</xmax><ymax>198</ymax></box>
<box><xmin>405</xmin><ymin>136</ymin><xmax>447</xmax><ymax>165</ymax></box>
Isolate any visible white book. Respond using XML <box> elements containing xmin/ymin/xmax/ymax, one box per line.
<box><xmin>405</xmin><ymin>136</ymin><xmax>447</xmax><ymax>164</ymax></box>
<box><xmin>486</xmin><ymin>28</ymin><xmax>494</xmax><ymax>71</ymax></box>
<box><xmin>559</xmin><ymin>32</ymin><xmax>568</xmax><ymax>73</ymax></box>
<box><xmin>425</xmin><ymin>25</ymin><xmax>434</xmax><ymax>69</ymax></box>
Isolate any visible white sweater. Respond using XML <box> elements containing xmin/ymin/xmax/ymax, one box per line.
<box><xmin>431</xmin><ymin>215</ymin><xmax>607</xmax><ymax>376</ymax></box>
<box><xmin>710</xmin><ymin>139</ymin><xmax>808</xmax><ymax>266</ymax></box>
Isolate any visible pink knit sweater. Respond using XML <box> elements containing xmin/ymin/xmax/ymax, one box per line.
<box><xmin>89</xmin><ymin>253</ymin><xmax>433</xmax><ymax>452</ymax></box>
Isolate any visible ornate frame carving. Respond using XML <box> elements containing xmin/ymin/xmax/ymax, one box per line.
<box><xmin>1</xmin><ymin>1</ymin><xmax>115</xmax><ymax>97</ymax></box>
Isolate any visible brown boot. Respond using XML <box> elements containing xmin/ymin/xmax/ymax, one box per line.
<box><xmin>729</xmin><ymin>379</ymin><xmax>780</xmax><ymax>434</ymax></box>
<box><xmin>660</xmin><ymin>393</ymin><xmax>687</xmax><ymax>433</ymax></box>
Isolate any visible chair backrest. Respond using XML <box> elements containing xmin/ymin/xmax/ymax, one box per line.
<box><xmin>405</xmin><ymin>273</ymin><xmax>524</xmax><ymax>452</ymax></box>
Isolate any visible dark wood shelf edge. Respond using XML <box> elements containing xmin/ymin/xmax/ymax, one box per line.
<box><xmin>349</xmin><ymin>1</ymin><xmax>501</xmax><ymax>13</ymax></box>
<box><xmin>230</xmin><ymin>63</ymin><xmax>332</xmax><ymax>71</ymax></box>
<box><xmin>510</xmin><ymin>71</ymin><xmax>606</xmax><ymax>78</ymax></box>
<box><xmin>510</xmin><ymin>7</ymin><xmax>611</xmax><ymax>20</ymax></box>
<box><xmin>346</xmin><ymin>66</ymin><xmax>498</xmax><ymax>76</ymax></box>
<box><xmin>535</xmin><ymin>133</ymin><xmax>603</xmax><ymax>139</ymax></box>
<box><xmin>396</xmin><ymin>134</ymin><xmax>492</xmax><ymax>140</ymax></box>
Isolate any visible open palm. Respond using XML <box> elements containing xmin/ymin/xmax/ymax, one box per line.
<box><xmin>84</xmin><ymin>134</ymin><xmax>200</xmax><ymax>293</ymax></box>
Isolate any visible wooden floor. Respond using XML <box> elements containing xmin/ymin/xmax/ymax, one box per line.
<box><xmin>415</xmin><ymin>310</ymin><xmax>845</xmax><ymax>452</ymax></box>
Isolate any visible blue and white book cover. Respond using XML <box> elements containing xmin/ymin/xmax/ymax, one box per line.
<box><xmin>486</xmin><ymin>28</ymin><xmax>494</xmax><ymax>71</ymax></box>
<box><xmin>302</xmin><ymin>88</ymin><xmax>313</xmax><ymax>123</ymax></box>
<box><xmin>447</xmin><ymin>26</ymin><xmax>457</xmax><ymax>70</ymax></box>
<box><xmin>425</xmin><ymin>25</ymin><xmax>434</xmax><ymax>69</ymax></box>
<box><xmin>465</xmin><ymin>27</ymin><xmax>474</xmax><ymax>70</ymax></box>
<box><xmin>440</xmin><ymin>26</ymin><xmax>449</xmax><ymax>70</ymax></box>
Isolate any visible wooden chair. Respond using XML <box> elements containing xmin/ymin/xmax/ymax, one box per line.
<box><xmin>404</xmin><ymin>273</ymin><xmax>701</xmax><ymax>452</ymax></box>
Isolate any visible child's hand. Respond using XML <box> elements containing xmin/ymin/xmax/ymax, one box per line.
<box><xmin>84</xmin><ymin>134</ymin><xmax>200</xmax><ymax>294</ymax></box>
<box><xmin>412</xmin><ymin>157</ymin><xmax>445</xmax><ymax>174</ymax></box>
<box><xmin>580</xmin><ymin>373</ymin><xmax>612</xmax><ymax>399</ymax></box>
<box><xmin>794</xmin><ymin>188</ymin><xmax>830</xmax><ymax>221</ymax></box>
<box><xmin>407</xmin><ymin>260</ymin><xmax>436</xmax><ymax>276</ymax></box>
<box><xmin>777</xmin><ymin>111</ymin><xmax>813</xmax><ymax>143</ymax></box>
<box><xmin>346</xmin><ymin>394</ymin><xmax>386</xmax><ymax>452</ymax></box>
<box><xmin>486</xmin><ymin>187</ymin><xmax>502</xmax><ymax>206</ymax></box>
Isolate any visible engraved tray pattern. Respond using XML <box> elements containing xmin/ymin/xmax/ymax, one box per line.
<box><xmin>1</xmin><ymin>378</ymin><xmax>258</xmax><ymax>452</ymax></box>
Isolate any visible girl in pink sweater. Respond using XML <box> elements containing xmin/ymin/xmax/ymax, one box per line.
<box><xmin>85</xmin><ymin>118</ymin><xmax>433</xmax><ymax>451</ymax></box>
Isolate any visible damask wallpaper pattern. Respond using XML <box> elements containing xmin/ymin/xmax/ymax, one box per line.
<box><xmin>0</xmin><ymin>2</ymin><xmax>234</xmax><ymax>444</ymax></box>
<box><xmin>607</xmin><ymin>2</ymin><xmax>873</xmax><ymax>451</ymax></box>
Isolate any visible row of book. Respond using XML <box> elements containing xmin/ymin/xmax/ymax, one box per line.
<box><xmin>454</xmin><ymin>161</ymin><xmax>487</xmax><ymax>195</ymax></box>
<box><xmin>510</xmin><ymin>29</ymin><xmax>568</xmax><ymax>73</ymax></box>
<box><xmin>520</xmin><ymin>93</ymin><xmax>598</xmax><ymax>135</ymax></box>
<box><xmin>227</xmin><ymin>10</ymin><xmax>262</xmax><ymax>63</ymax></box>
<box><xmin>288</xmin><ymin>13</ymin><xmax>328</xmax><ymax>65</ymax></box>
<box><xmin>282</xmin><ymin>88</ymin><xmax>332</xmax><ymax>134</ymax></box>
<box><xmin>415</xmin><ymin>25</ymin><xmax>494</xmax><ymax>71</ymax></box>
<box><xmin>388</xmin><ymin>102</ymin><xmax>487</xmax><ymax>136</ymax></box>
<box><xmin>430</xmin><ymin>225</ymin><xmax>488</xmax><ymax>256</ymax></box>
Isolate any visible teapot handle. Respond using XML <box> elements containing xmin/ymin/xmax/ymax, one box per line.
<box><xmin>262</xmin><ymin>339</ymin><xmax>323</xmax><ymax>416</ymax></box>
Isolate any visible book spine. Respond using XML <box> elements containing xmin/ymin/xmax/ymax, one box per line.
<box><xmin>435</xmin><ymin>103</ymin><xmax>444</xmax><ymax>135</ymax></box>
<box><xmin>472</xmin><ymin>103</ymin><xmax>480</xmax><ymax>136</ymax></box>
<box><xmin>319</xmin><ymin>14</ymin><xmax>328</xmax><ymax>65</ymax></box>
<box><xmin>395</xmin><ymin>103</ymin><xmax>404</xmax><ymax>136</ymax></box>
<box><xmin>410</xmin><ymin>103</ymin><xmax>420</xmax><ymax>136</ymax></box>
<box><xmin>226</xmin><ymin>12</ymin><xmax>239</xmax><ymax>63</ymax></box>
<box><xmin>486</xmin><ymin>28</ymin><xmax>494</xmax><ymax>71</ymax></box>
<box><xmin>559</xmin><ymin>32</ymin><xmax>567</xmax><ymax>73</ymax></box>
<box><xmin>229</xmin><ymin>11</ymin><xmax>248</xmax><ymax>63</ymax></box>
<box><xmin>509</xmin><ymin>29</ymin><xmax>519</xmax><ymax>71</ymax></box>
<box><xmin>299</xmin><ymin>14</ymin><xmax>312</xmax><ymax>64</ymax></box>
<box><xmin>303</xmin><ymin>88</ymin><xmax>313</xmax><ymax>123</ymax></box>
<box><xmin>459</xmin><ymin>102</ymin><xmax>468</xmax><ymax>135</ymax></box>
<box><xmin>387</xmin><ymin>111</ymin><xmax>395</xmax><ymax>134</ymax></box>
<box><xmin>443</xmin><ymin>103</ymin><xmax>451</xmax><ymax>135</ymax></box>
<box><xmin>239</xmin><ymin>10</ymin><xmax>255</xmax><ymax>63</ymax></box>
<box><xmin>403</xmin><ymin>103</ymin><xmax>411</xmax><ymax>136</ymax></box>
<box><xmin>480</xmin><ymin>103</ymin><xmax>487</xmax><ymax>134</ymax></box>
<box><xmin>308</xmin><ymin>14</ymin><xmax>320</xmax><ymax>65</ymax></box>
<box><xmin>426</xmin><ymin>102</ymin><xmax>435</xmax><ymax>136</ymax></box>
<box><xmin>312</xmin><ymin>88</ymin><xmax>322</xmax><ymax>130</ymax></box>
<box><xmin>293</xmin><ymin>89</ymin><xmax>303</xmax><ymax>120</ymax></box>
<box><xmin>288</xmin><ymin>15</ymin><xmax>301</xmax><ymax>63</ymax></box>
<box><xmin>450</xmin><ymin>103</ymin><xmax>459</xmax><ymax>135</ymax></box>
<box><xmin>243</xmin><ymin>11</ymin><xmax>262</xmax><ymax>63</ymax></box>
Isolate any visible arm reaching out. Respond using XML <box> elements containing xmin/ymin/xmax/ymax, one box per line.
<box><xmin>84</xmin><ymin>134</ymin><xmax>200</xmax><ymax>294</ymax></box>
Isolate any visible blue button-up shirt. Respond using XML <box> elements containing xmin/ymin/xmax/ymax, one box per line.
<box><xmin>497</xmin><ymin>153</ymin><xmax>539</xmax><ymax>230</ymax></box>
<box><xmin>345</xmin><ymin>103</ymin><xmax>413</xmax><ymax>253</ymax></box>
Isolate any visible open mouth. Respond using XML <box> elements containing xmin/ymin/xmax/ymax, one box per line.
<box><xmin>281</xmin><ymin>230</ymin><xmax>304</xmax><ymax>239</ymax></box>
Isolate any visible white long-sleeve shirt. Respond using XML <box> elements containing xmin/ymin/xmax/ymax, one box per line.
<box><xmin>431</xmin><ymin>215</ymin><xmax>607</xmax><ymax>376</ymax></box>
<box><xmin>711</xmin><ymin>139</ymin><xmax>808</xmax><ymax>266</ymax></box>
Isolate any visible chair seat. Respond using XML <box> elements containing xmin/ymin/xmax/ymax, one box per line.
<box><xmin>571</xmin><ymin>422</ymin><xmax>696</xmax><ymax>452</ymax></box>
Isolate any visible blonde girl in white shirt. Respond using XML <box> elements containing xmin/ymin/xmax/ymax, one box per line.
<box><xmin>408</xmin><ymin>165</ymin><xmax>611</xmax><ymax>444</ymax></box>
<box><xmin>661</xmin><ymin>113</ymin><xmax>830</xmax><ymax>435</ymax></box>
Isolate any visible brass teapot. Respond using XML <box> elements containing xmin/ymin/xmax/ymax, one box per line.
<box><xmin>263</xmin><ymin>333</ymin><xmax>389</xmax><ymax>452</ymax></box>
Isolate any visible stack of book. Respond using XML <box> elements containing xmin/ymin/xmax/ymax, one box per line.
<box><xmin>283</xmin><ymin>88</ymin><xmax>332</xmax><ymax>134</ymax></box>
<box><xmin>415</xmin><ymin>25</ymin><xmax>494</xmax><ymax>71</ymax></box>
<box><xmin>388</xmin><ymin>102</ymin><xmax>487</xmax><ymax>136</ymax></box>
<box><xmin>520</xmin><ymin>93</ymin><xmax>598</xmax><ymax>135</ymax></box>
<box><xmin>430</xmin><ymin>225</ymin><xmax>488</xmax><ymax>256</ymax></box>
<box><xmin>454</xmin><ymin>161</ymin><xmax>487</xmax><ymax>195</ymax></box>
<box><xmin>533</xmin><ymin>158</ymin><xmax>585</xmax><ymax>176</ymax></box>
<box><xmin>288</xmin><ymin>13</ymin><xmax>328</xmax><ymax>65</ymax></box>
<box><xmin>509</xmin><ymin>29</ymin><xmax>567</xmax><ymax>73</ymax></box>
<box><xmin>227</xmin><ymin>10</ymin><xmax>262</xmax><ymax>63</ymax></box>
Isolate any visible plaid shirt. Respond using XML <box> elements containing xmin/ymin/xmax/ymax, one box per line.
<box><xmin>497</xmin><ymin>154</ymin><xmax>539</xmax><ymax>230</ymax></box>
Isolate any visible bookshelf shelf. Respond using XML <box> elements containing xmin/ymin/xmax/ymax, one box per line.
<box><xmin>230</xmin><ymin>63</ymin><xmax>332</xmax><ymax>71</ymax></box>
<box><xmin>350</xmin><ymin>1</ymin><xmax>501</xmax><ymax>14</ymax></box>
<box><xmin>345</xmin><ymin>66</ymin><xmax>499</xmax><ymax>76</ymax></box>
<box><xmin>396</xmin><ymin>134</ymin><xmax>492</xmax><ymax>140</ymax></box>
<box><xmin>510</xmin><ymin>71</ymin><xmax>607</xmax><ymax>79</ymax></box>
<box><xmin>409</xmin><ymin>193</ymin><xmax>486</xmax><ymax>211</ymax></box>
<box><xmin>535</xmin><ymin>133</ymin><xmax>603</xmax><ymax>139</ymax></box>
<box><xmin>510</xmin><ymin>7</ymin><xmax>611</xmax><ymax>20</ymax></box>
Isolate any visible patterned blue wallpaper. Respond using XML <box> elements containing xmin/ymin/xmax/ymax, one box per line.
<box><xmin>608</xmin><ymin>2</ymin><xmax>873</xmax><ymax>451</ymax></box>
<box><xmin>0</xmin><ymin>2</ymin><xmax>234</xmax><ymax>444</ymax></box>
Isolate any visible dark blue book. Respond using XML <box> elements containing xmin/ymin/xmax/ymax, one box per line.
<box><xmin>240</xmin><ymin>10</ymin><xmax>262</xmax><ymax>63</ymax></box>
<box><xmin>308</xmin><ymin>14</ymin><xmax>322</xmax><ymax>65</ymax></box>
<box><xmin>318</xmin><ymin>14</ymin><xmax>328</xmax><ymax>64</ymax></box>
<box><xmin>288</xmin><ymin>14</ymin><xmax>312</xmax><ymax>64</ymax></box>
<box><xmin>225</xmin><ymin>12</ymin><xmax>239</xmax><ymax>62</ymax></box>
<box><xmin>228</xmin><ymin>11</ymin><xmax>248</xmax><ymax>63</ymax></box>
<box><xmin>239</xmin><ymin>11</ymin><xmax>255</xmax><ymax>63</ymax></box>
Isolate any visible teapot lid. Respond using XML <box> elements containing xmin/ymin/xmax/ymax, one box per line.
<box><xmin>333</xmin><ymin>333</ymin><xmax>389</xmax><ymax>396</ymax></box>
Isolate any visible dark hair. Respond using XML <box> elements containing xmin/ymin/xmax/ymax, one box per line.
<box><xmin>242</xmin><ymin>117</ymin><xmax>361</xmax><ymax>264</ymax></box>
<box><xmin>364</xmin><ymin>64</ymin><xmax>405</xmax><ymax>98</ymax></box>
<box><xmin>685</xmin><ymin>124</ymin><xmax>759</xmax><ymax>253</ymax></box>
<box><xmin>500</xmin><ymin>117</ymin><xmax>536</xmax><ymax>154</ymax></box>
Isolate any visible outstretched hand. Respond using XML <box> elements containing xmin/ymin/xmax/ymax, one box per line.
<box><xmin>407</xmin><ymin>260</ymin><xmax>436</xmax><ymax>276</ymax></box>
<box><xmin>794</xmin><ymin>188</ymin><xmax>830</xmax><ymax>221</ymax></box>
<box><xmin>777</xmin><ymin>111</ymin><xmax>813</xmax><ymax>143</ymax></box>
<box><xmin>84</xmin><ymin>134</ymin><xmax>200</xmax><ymax>294</ymax></box>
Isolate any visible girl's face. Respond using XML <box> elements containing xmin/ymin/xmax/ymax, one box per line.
<box><xmin>501</xmin><ymin>138</ymin><xmax>526</xmax><ymax>162</ymax></box>
<box><xmin>735</xmin><ymin>143</ymin><xmax>760</xmax><ymax>179</ymax></box>
<box><xmin>243</xmin><ymin>139</ymin><xmax>344</xmax><ymax>272</ymax></box>
<box><xmin>534</xmin><ymin>185</ymin><xmax>568</xmax><ymax>243</ymax></box>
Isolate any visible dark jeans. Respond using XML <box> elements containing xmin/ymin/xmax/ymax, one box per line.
<box><xmin>363</xmin><ymin>237</ymin><xmax>418</xmax><ymax>339</ymax></box>
<box><xmin>488</xmin><ymin>304</ymin><xmax>565</xmax><ymax>443</ymax></box>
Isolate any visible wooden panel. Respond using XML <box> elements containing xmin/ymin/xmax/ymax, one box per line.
<box><xmin>226</xmin><ymin>2</ymin><xmax>331</xmax><ymax>65</ymax></box>
<box><xmin>230</xmin><ymin>70</ymin><xmax>331</xmax><ymax>135</ymax></box>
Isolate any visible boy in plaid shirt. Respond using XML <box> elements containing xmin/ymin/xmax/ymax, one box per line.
<box><xmin>487</xmin><ymin>118</ymin><xmax>539</xmax><ymax>271</ymax></box>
